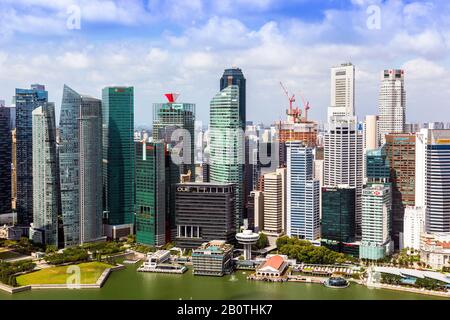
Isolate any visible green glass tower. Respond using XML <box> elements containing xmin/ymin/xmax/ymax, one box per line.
<box><xmin>135</xmin><ymin>141</ymin><xmax>166</xmax><ymax>246</ymax></box>
<box><xmin>209</xmin><ymin>85</ymin><xmax>245</xmax><ymax>229</ymax></box>
<box><xmin>102</xmin><ymin>87</ymin><xmax>135</xmax><ymax>229</ymax></box>
<box><xmin>152</xmin><ymin>96</ymin><xmax>195</xmax><ymax>242</ymax></box>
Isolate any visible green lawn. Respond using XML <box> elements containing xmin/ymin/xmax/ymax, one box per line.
<box><xmin>16</xmin><ymin>262</ymin><xmax>112</xmax><ymax>286</ymax></box>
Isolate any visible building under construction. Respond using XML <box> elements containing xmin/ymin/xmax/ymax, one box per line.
<box><xmin>277</xmin><ymin>82</ymin><xmax>318</xmax><ymax>166</ymax></box>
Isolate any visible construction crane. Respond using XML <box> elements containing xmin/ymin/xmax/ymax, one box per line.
<box><xmin>298</xmin><ymin>91</ymin><xmax>311</xmax><ymax>122</ymax></box>
<box><xmin>279</xmin><ymin>82</ymin><xmax>301</xmax><ymax>123</ymax></box>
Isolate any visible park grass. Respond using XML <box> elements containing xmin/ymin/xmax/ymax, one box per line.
<box><xmin>16</xmin><ymin>262</ymin><xmax>112</xmax><ymax>286</ymax></box>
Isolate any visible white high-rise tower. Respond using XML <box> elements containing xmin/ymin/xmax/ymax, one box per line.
<box><xmin>324</xmin><ymin>116</ymin><xmax>364</xmax><ymax>237</ymax></box>
<box><xmin>328</xmin><ymin>63</ymin><xmax>355</xmax><ymax>120</ymax></box>
<box><xmin>378</xmin><ymin>69</ymin><xmax>406</xmax><ymax>144</ymax></box>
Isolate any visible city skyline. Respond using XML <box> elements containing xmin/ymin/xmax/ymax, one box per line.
<box><xmin>1</xmin><ymin>1</ymin><xmax>450</xmax><ymax>126</ymax></box>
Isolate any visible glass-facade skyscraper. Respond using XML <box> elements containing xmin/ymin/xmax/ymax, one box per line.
<box><xmin>152</xmin><ymin>97</ymin><xmax>195</xmax><ymax>241</ymax></box>
<box><xmin>59</xmin><ymin>85</ymin><xmax>103</xmax><ymax>246</ymax></box>
<box><xmin>209</xmin><ymin>85</ymin><xmax>245</xmax><ymax>229</ymax></box>
<box><xmin>286</xmin><ymin>141</ymin><xmax>320</xmax><ymax>241</ymax></box>
<box><xmin>0</xmin><ymin>105</ymin><xmax>12</xmax><ymax>215</ymax></box>
<box><xmin>321</xmin><ymin>186</ymin><xmax>356</xmax><ymax>244</ymax></box>
<box><xmin>14</xmin><ymin>84</ymin><xmax>48</xmax><ymax>226</ymax></box>
<box><xmin>135</xmin><ymin>141</ymin><xmax>166</xmax><ymax>246</ymax></box>
<box><xmin>102</xmin><ymin>87</ymin><xmax>135</xmax><ymax>228</ymax></box>
<box><xmin>220</xmin><ymin>67</ymin><xmax>246</xmax><ymax>127</ymax></box>
<box><xmin>31</xmin><ymin>103</ymin><xmax>60</xmax><ymax>246</ymax></box>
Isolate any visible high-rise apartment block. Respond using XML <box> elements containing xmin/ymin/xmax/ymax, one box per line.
<box><xmin>0</xmin><ymin>105</ymin><xmax>12</xmax><ymax>215</ymax></box>
<box><xmin>15</xmin><ymin>84</ymin><xmax>48</xmax><ymax>226</ymax></box>
<box><xmin>30</xmin><ymin>103</ymin><xmax>60</xmax><ymax>246</ymax></box>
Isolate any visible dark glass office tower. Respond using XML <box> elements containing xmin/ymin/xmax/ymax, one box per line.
<box><xmin>175</xmin><ymin>183</ymin><xmax>236</xmax><ymax>249</ymax></box>
<box><xmin>220</xmin><ymin>67</ymin><xmax>246</xmax><ymax>128</ymax></box>
<box><xmin>321</xmin><ymin>186</ymin><xmax>356</xmax><ymax>245</ymax></box>
<box><xmin>135</xmin><ymin>141</ymin><xmax>166</xmax><ymax>246</ymax></box>
<box><xmin>0</xmin><ymin>105</ymin><xmax>11</xmax><ymax>215</ymax></box>
<box><xmin>102</xmin><ymin>87</ymin><xmax>135</xmax><ymax>228</ymax></box>
<box><xmin>14</xmin><ymin>84</ymin><xmax>48</xmax><ymax>226</ymax></box>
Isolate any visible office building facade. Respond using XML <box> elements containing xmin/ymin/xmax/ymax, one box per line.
<box><xmin>286</xmin><ymin>142</ymin><xmax>320</xmax><ymax>241</ymax></box>
<box><xmin>324</xmin><ymin>117</ymin><xmax>364</xmax><ymax>237</ymax></box>
<box><xmin>378</xmin><ymin>69</ymin><xmax>406</xmax><ymax>144</ymax></box>
<box><xmin>135</xmin><ymin>141</ymin><xmax>166</xmax><ymax>246</ymax></box>
<box><xmin>59</xmin><ymin>85</ymin><xmax>103</xmax><ymax>246</ymax></box>
<box><xmin>321</xmin><ymin>186</ymin><xmax>356</xmax><ymax>244</ymax></box>
<box><xmin>403</xmin><ymin>206</ymin><xmax>425</xmax><ymax>251</ymax></box>
<box><xmin>359</xmin><ymin>184</ymin><xmax>393</xmax><ymax>260</ymax></box>
<box><xmin>209</xmin><ymin>85</ymin><xmax>245</xmax><ymax>230</ymax></box>
<box><xmin>328</xmin><ymin>63</ymin><xmax>355</xmax><ymax>119</ymax></box>
<box><xmin>385</xmin><ymin>133</ymin><xmax>415</xmax><ymax>248</ymax></box>
<box><xmin>416</xmin><ymin>129</ymin><xmax>450</xmax><ymax>234</ymax></box>
<box><xmin>102</xmin><ymin>87</ymin><xmax>135</xmax><ymax>230</ymax></box>
<box><xmin>175</xmin><ymin>183</ymin><xmax>235</xmax><ymax>249</ymax></box>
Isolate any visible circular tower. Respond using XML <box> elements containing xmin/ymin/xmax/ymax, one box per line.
<box><xmin>235</xmin><ymin>229</ymin><xmax>260</xmax><ymax>260</ymax></box>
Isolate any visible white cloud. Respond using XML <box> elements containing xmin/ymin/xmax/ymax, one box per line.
<box><xmin>57</xmin><ymin>52</ymin><xmax>90</xmax><ymax>69</ymax></box>
<box><xmin>1</xmin><ymin>1</ymin><xmax>450</xmax><ymax>125</ymax></box>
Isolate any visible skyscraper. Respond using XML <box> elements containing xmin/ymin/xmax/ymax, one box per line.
<box><xmin>135</xmin><ymin>140</ymin><xmax>166</xmax><ymax>246</ymax></box>
<box><xmin>416</xmin><ymin>129</ymin><xmax>450</xmax><ymax>234</ymax></box>
<box><xmin>220</xmin><ymin>67</ymin><xmax>246</xmax><ymax>127</ymax></box>
<box><xmin>378</xmin><ymin>69</ymin><xmax>406</xmax><ymax>144</ymax></box>
<box><xmin>324</xmin><ymin>117</ymin><xmax>364</xmax><ymax>237</ymax></box>
<box><xmin>286</xmin><ymin>141</ymin><xmax>320</xmax><ymax>241</ymax></box>
<box><xmin>365</xmin><ymin>146</ymin><xmax>390</xmax><ymax>185</ymax></box>
<box><xmin>102</xmin><ymin>87</ymin><xmax>135</xmax><ymax>232</ymax></box>
<box><xmin>0</xmin><ymin>105</ymin><xmax>11</xmax><ymax>215</ymax></box>
<box><xmin>329</xmin><ymin>63</ymin><xmax>355</xmax><ymax>120</ymax></box>
<box><xmin>15</xmin><ymin>84</ymin><xmax>48</xmax><ymax>226</ymax></box>
<box><xmin>385</xmin><ymin>133</ymin><xmax>416</xmax><ymax>248</ymax></box>
<box><xmin>359</xmin><ymin>184</ymin><xmax>393</xmax><ymax>260</ymax></box>
<box><xmin>59</xmin><ymin>85</ymin><xmax>103</xmax><ymax>246</ymax></box>
<box><xmin>209</xmin><ymin>85</ymin><xmax>245</xmax><ymax>229</ymax></box>
<box><xmin>152</xmin><ymin>94</ymin><xmax>196</xmax><ymax>241</ymax></box>
<box><xmin>30</xmin><ymin>103</ymin><xmax>59</xmax><ymax>246</ymax></box>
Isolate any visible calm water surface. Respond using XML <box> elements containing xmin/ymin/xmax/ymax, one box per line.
<box><xmin>0</xmin><ymin>263</ymin><xmax>445</xmax><ymax>300</ymax></box>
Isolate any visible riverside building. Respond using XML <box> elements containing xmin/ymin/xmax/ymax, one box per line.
<box><xmin>175</xmin><ymin>182</ymin><xmax>236</xmax><ymax>249</ymax></box>
<box><xmin>192</xmin><ymin>240</ymin><xmax>234</xmax><ymax>276</ymax></box>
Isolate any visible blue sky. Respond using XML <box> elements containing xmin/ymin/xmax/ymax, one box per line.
<box><xmin>1</xmin><ymin>0</ymin><xmax>450</xmax><ymax>126</ymax></box>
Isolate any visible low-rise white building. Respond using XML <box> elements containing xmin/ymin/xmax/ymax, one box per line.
<box><xmin>403</xmin><ymin>206</ymin><xmax>425</xmax><ymax>250</ymax></box>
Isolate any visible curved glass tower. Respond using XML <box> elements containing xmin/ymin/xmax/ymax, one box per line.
<box><xmin>59</xmin><ymin>85</ymin><xmax>103</xmax><ymax>246</ymax></box>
